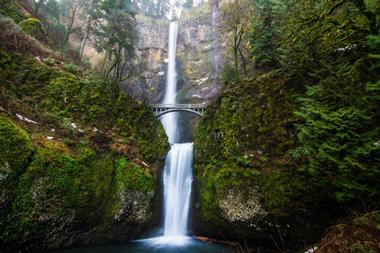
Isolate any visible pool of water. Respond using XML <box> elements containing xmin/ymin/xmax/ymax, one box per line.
<box><xmin>54</xmin><ymin>237</ymin><xmax>235</xmax><ymax>253</ymax></box>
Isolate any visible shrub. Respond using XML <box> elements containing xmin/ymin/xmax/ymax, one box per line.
<box><xmin>63</xmin><ymin>63</ymin><xmax>80</xmax><ymax>74</ymax></box>
<box><xmin>46</xmin><ymin>22</ymin><xmax>66</xmax><ymax>46</ymax></box>
<box><xmin>0</xmin><ymin>16</ymin><xmax>51</xmax><ymax>57</ymax></box>
<box><xmin>18</xmin><ymin>18</ymin><xmax>45</xmax><ymax>41</ymax></box>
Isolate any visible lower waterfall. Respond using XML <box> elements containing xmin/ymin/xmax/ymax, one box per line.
<box><xmin>163</xmin><ymin>143</ymin><xmax>193</xmax><ymax>238</ymax></box>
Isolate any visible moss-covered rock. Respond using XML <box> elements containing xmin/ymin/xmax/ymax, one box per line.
<box><xmin>192</xmin><ymin>74</ymin><xmax>335</xmax><ymax>250</ymax></box>
<box><xmin>0</xmin><ymin>26</ymin><xmax>167</xmax><ymax>251</ymax></box>
<box><xmin>18</xmin><ymin>18</ymin><xmax>45</xmax><ymax>41</ymax></box>
<box><xmin>105</xmin><ymin>157</ymin><xmax>156</xmax><ymax>224</ymax></box>
<box><xmin>0</xmin><ymin>116</ymin><xmax>34</xmax><ymax>180</ymax></box>
<box><xmin>316</xmin><ymin>212</ymin><xmax>380</xmax><ymax>253</ymax></box>
<box><xmin>0</xmin><ymin>48</ymin><xmax>167</xmax><ymax>162</ymax></box>
<box><xmin>0</xmin><ymin>0</ymin><xmax>27</xmax><ymax>23</ymax></box>
<box><xmin>2</xmin><ymin>139</ymin><xmax>161</xmax><ymax>251</ymax></box>
<box><xmin>0</xmin><ymin>116</ymin><xmax>34</xmax><ymax>233</ymax></box>
<box><xmin>5</xmin><ymin>147</ymin><xmax>85</xmax><ymax>246</ymax></box>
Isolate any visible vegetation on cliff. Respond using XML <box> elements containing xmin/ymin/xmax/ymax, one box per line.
<box><xmin>1</xmin><ymin>0</ymin><xmax>380</xmax><ymax>252</ymax></box>
<box><xmin>0</xmin><ymin>2</ymin><xmax>167</xmax><ymax>251</ymax></box>
<box><xmin>194</xmin><ymin>0</ymin><xmax>380</xmax><ymax>251</ymax></box>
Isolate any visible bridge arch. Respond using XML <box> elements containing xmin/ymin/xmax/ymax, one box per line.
<box><xmin>150</xmin><ymin>104</ymin><xmax>207</xmax><ymax>118</ymax></box>
<box><xmin>155</xmin><ymin>108</ymin><xmax>204</xmax><ymax>118</ymax></box>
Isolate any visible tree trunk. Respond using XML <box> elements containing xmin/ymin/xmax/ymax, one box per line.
<box><xmin>234</xmin><ymin>47</ymin><xmax>239</xmax><ymax>76</ymax></box>
<box><xmin>234</xmin><ymin>29</ymin><xmax>244</xmax><ymax>78</ymax></box>
<box><xmin>79</xmin><ymin>29</ymin><xmax>88</xmax><ymax>59</ymax></box>
<box><xmin>34</xmin><ymin>0</ymin><xmax>45</xmax><ymax>16</ymax></box>
<box><xmin>63</xmin><ymin>4</ymin><xmax>79</xmax><ymax>46</ymax></box>
<box><xmin>103</xmin><ymin>50</ymin><xmax>110</xmax><ymax>77</ymax></box>
<box><xmin>238</xmin><ymin>48</ymin><xmax>247</xmax><ymax>75</ymax></box>
<box><xmin>234</xmin><ymin>32</ymin><xmax>239</xmax><ymax>77</ymax></box>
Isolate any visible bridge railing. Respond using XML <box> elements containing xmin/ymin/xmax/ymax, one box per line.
<box><xmin>150</xmin><ymin>103</ymin><xmax>208</xmax><ymax>109</ymax></box>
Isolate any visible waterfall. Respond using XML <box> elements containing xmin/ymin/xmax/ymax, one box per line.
<box><xmin>158</xmin><ymin>17</ymin><xmax>193</xmax><ymax>244</ymax></box>
<box><xmin>163</xmin><ymin>143</ymin><xmax>193</xmax><ymax>237</ymax></box>
<box><xmin>135</xmin><ymin>4</ymin><xmax>233</xmax><ymax>251</ymax></box>
<box><xmin>212</xmin><ymin>0</ymin><xmax>221</xmax><ymax>83</ymax></box>
<box><xmin>161</xmin><ymin>21</ymin><xmax>179</xmax><ymax>144</ymax></box>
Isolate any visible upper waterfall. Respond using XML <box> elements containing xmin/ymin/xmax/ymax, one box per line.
<box><xmin>163</xmin><ymin>21</ymin><xmax>178</xmax><ymax>105</ymax></box>
<box><xmin>160</xmin><ymin>20</ymin><xmax>179</xmax><ymax>144</ymax></box>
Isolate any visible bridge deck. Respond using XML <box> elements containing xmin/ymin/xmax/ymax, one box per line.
<box><xmin>150</xmin><ymin>103</ymin><xmax>208</xmax><ymax>109</ymax></box>
<box><xmin>150</xmin><ymin>103</ymin><xmax>208</xmax><ymax>117</ymax></box>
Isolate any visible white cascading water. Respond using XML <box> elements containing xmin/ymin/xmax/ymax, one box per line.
<box><xmin>163</xmin><ymin>143</ymin><xmax>193</xmax><ymax>238</ymax></box>
<box><xmin>159</xmin><ymin>16</ymin><xmax>193</xmax><ymax>244</ymax></box>
<box><xmin>161</xmin><ymin>20</ymin><xmax>179</xmax><ymax>144</ymax></box>
<box><xmin>212</xmin><ymin>1</ymin><xmax>221</xmax><ymax>82</ymax></box>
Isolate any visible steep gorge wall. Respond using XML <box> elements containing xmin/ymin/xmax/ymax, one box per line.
<box><xmin>0</xmin><ymin>14</ymin><xmax>168</xmax><ymax>251</ymax></box>
<box><xmin>177</xmin><ymin>2</ymin><xmax>222</xmax><ymax>102</ymax></box>
<box><xmin>122</xmin><ymin>2</ymin><xmax>223</xmax><ymax>104</ymax></box>
<box><xmin>123</xmin><ymin>15</ymin><xmax>169</xmax><ymax>103</ymax></box>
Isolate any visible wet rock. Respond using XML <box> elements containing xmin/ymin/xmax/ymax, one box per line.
<box><xmin>115</xmin><ymin>188</ymin><xmax>153</xmax><ymax>223</ymax></box>
<box><xmin>0</xmin><ymin>137</ymin><xmax>160</xmax><ymax>252</ymax></box>
<box><xmin>219</xmin><ymin>188</ymin><xmax>267</xmax><ymax>223</ymax></box>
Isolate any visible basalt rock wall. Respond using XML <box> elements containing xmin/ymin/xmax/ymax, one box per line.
<box><xmin>122</xmin><ymin>2</ymin><xmax>223</xmax><ymax>104</ymax></box>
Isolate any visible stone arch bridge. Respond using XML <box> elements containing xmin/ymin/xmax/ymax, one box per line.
<box><xmin>150</xmin><ymin>103</ymin><xmax>208</xmax><ymax>117</ymax></box>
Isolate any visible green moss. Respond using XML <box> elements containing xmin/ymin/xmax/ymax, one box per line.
<box><xmin>115</xmin><ymin>157</ymin><xmax>155</xmax><ymax>192</ymax></box>
<box><xmin>197</xmin><ymin>161</ymin><xmax>261</xmax><ymax>223</ymax></box>
<box><xmin>0</xmin><ymin>35</ymin><xmax>168</xmax><ymax>247</ymax></box>
<box><xmin>0</xmin><ymin>115</ymin><xmax>34</xmax><ymax>233</ymax></box>
<box><xmin>318</xmin><ymin>211</ymin><xmax>380</xmax><ymax>253</ymax></box>
<box><xmin>63</xmin><ymin>63</ymin><xmax>81</xmax><ymax>74</ymax></box>
<box><xmin>3</xmin><ymin>136</ymin><xmax>158</xmax><ymax>243</ymax></box>
<box><xmin>33</xmin><ymin>135</ymin><xmax>71</xmax><ymax>154</ymax></box>
<box><xmin>18</xmin><ymin>18</ymin><xmax>45</xmax><ymax>40</ymax></box>
<box><xmin>0</xmin><ymin>116</ymin><xmax>34</xmax><ymax>179</ymax></box>
<box><xmin>101</xmin><ymin>157</ymin><xmax>157</xmax><ymax>224</ymax></box>
<box><xmin>261</xmin><ymin>172</ymin><xmax>322</xmax><ymax>217</ymax></box>
<box><xmin>0</xmin><ymin>0</ymin><xmax>27</xmax><ymax>23</ymax></box>
<box><xmin>5</xmin><ymin>147</ymin><xmax>115</xmax><ymax>241</ymax></box>
<box><xmin>23</xmin><ymin>148</ymin><xmax>81</xmax><ymax>203</ymax></box>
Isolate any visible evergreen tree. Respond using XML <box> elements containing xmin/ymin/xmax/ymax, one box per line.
<box><xmin>290</xmin><ymin>0</ymin><xmax>380</xmax><ymax>204</ymax></box>
<box><xmin>250</xmin><ymin>0</ymin><xmax>280</xmax><ymax>69</ymax></box>
<box><xmin>88</xmin><ymin>0</ymin><xmax>136</xmax><ymax>86</ymax></box>
<box><xmin>221</xmin><ymin>0</ymin><xmax>252</xmax><ymax>77</ymax></box>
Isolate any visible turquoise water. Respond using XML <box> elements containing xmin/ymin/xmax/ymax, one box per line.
<box><xmin>54</xmin><ymin>237</ymin><xmax>235</xmax><ymax>253</ymax></box>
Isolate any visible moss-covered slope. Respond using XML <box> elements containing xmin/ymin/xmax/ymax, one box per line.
<box><xmin>193</xmin><ymin>1</ymin><xmax>380</xmax><ymax>251</ymax></box>
<box><xmin>192</xmin><ymin>75</ymin><xmax>330</xmax><ymax>250</ymax></box>
<box><xmin>0</xmin><ymin>12</ymin><xmax>168</xmax><ymax>252</ymax></box>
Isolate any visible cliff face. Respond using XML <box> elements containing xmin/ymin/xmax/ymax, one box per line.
<box><xmin>122</xmin><ymin>2</ymin><xmax>223</xmax><ymax>104</ymax></box>
<box><xmin>123</xmin><ymin>15</ymin><xmax>169</xmax><ymax>103</ymax></box>
<box><xmin>177</xmin><ymin>2</ymin><xmax>222</xmax><ymax>103</ymax></box>
<box><xmin>191</xmin><ymin>76</ymin><xmax>330</xmax><ymax>251</ymax></box>
<box><xmin>0</xmin><ymin>15</ymin><xmax>168</xmax><ymax>251</ymax></box>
